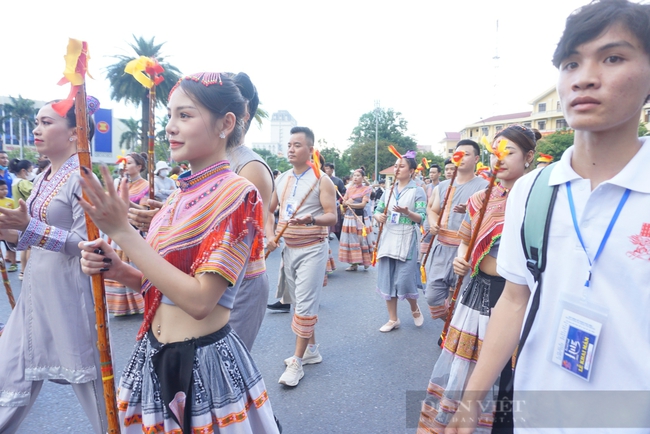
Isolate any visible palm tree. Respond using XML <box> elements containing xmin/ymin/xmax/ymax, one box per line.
<box><xmin>105</xmin><ymin>36</ymin><xmax>181</xmax><ymax>154</ymax></box>
<box><xmin>0</xmin><ymin>96</ymin><xmax>36</xmax><ymax>157</ymax></box>
<box><xmin>254</xmin><ymin>106</ymin><xmax>269</xmax><ymax>129</ymax></box>
<box><xmin>119</xmin><ymin>118</ymin><xmax>141</xmax><ymax>151</ymax></box>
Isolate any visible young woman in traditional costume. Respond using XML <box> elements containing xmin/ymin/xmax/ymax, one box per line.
<box><xmin>0</xmin><ymin>101</ymin><xmax>107</xmax><ymax>433</ymax></box>
<box><xmin>417</xmin><ymin>125</ymin><xmax>538</xmax><ymax>433</ymax></box>
<box><xmin>339</xmin><ymin>168</ymin><xmax>374</xmax><ymax>271</ymax></box>
<box><xmin>104</xmin><ymin>152</ymin><xmax>149</xmax><ymax>316</ymax></box>
<box><xmin>77</xmin><ymin>72</ymin><xmax>280</xmax><ymax>433</ymax></box>
<box><xmin>374</xmin><ymin>151</ymin><xmax>427</xmax><ymax>332</ymax></box>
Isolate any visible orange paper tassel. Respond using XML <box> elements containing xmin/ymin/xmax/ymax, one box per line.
<box><xmin>420</xmin><ymin>265</ymin><xmax>427</xmax><ymax>284</ymax></box>
<box><xmin>388</xmin><ymin>145</ymin><xmax>402</xmax><ymax>160</ymax></box>
<box><xmin>371</xmin><ymin>250</ymin><xmax>377</xmax><ymax>266</ymax></box>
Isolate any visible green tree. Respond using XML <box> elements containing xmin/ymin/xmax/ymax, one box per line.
<box><xmin>536</xmin><ymin>130</ymin><xmax>575</xmax><ymax>162</ymax></box>
<box><xmin>119</xmin><ymin>118</ymin><xmax>141</xmax><ymax>151</ymax></box>
<box><xmin>639</xmin><ymin>121</ymin><xmax>648</xmax><ymax>137</ymax></box>
<box><xmin>253</xmin><ymin>148</ymin><xmax>291</xmax><ymax>172</ymax></box>
<box><xmin>317</xmin><ymin>139</ymin><xmax>350</xmax><ymax>176</ymax></box>
<box><xmin>1</xmin><ymin>96</ymin><xmax>36</xmax><ymax>157</ymax></box>
<box><xmin>347</xmin><ymin>108</ymin><xmax>417</xmax><ymax>179</ymax></box>
<box><xmin>105</xmin><ymin>36</ymin><xmax>181</xmax><ymax>154</ymax></box>
<box><xmin>254</xmin><ymin>107</ymin><xmax>269</xmax><ymax>130</ymax></box>
<box><xmin>7</xmin><ymin>147</ymin><xmax>38</xmax><ymax>162</ymax></box>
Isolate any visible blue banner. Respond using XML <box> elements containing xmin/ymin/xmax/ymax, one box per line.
<box><xmin>94</xmin><ymin>108</ymin><xmax>112</xmax><ymax>153</ymax></box>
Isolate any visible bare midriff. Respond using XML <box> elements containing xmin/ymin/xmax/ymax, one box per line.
<box><xmin>152</xmin><ymin>303</ymin><xmax>230</xmax><ymax>344</ymax></box>
<box><xmin>478</xmin><ymin>254</ymin><xmax>499</xmax><ymax>277</ymax></box>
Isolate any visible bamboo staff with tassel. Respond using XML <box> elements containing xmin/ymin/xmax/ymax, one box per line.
<box><xmin>419</xmin><ymin>151</ymin><xmax>465</xmax><ymax>283</ymax></box>
<box><xmin>370</xmin><ymin>145</ymin><xmax>403</xmax><ymax>266</ymax></box>
<box><xmin>124</xmin><ymin>56</ymin><xmax>165</xmax><ymax>201</ymax></box>
<box><xmin>438</xmin><ymin>138</ymin><xmax>510</xmax><ymax>347</ymax></box>
<box><xmin>265</xmin><ymin>148</ymin><xmax>325</xmax><ymax>259</ymax></box>
<box><xmin>63</xmin><ymin>40</ymin><xmax>121</xmax><ymax>433</ymax></box>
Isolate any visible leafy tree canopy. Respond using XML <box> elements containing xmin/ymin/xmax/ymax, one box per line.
<box><xmin>253</xmin><ymin>148</ymin><xmax>292</xmax><ymax>173</ymax></box>
<box><xmin>535</xmin><ymin>130</ymin><xmax>574</xmax><ymax>162</ymax></box>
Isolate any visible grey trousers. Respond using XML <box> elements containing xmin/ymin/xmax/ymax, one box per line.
<box><xmin>229</xmin><ymin>272</ymin><xmax>270</xmax><ymax>351</ymax></box>
<box><xmin>0</xmin><ymin>377</ymin><xmax>107</xmax><ymax>434</ymax></box>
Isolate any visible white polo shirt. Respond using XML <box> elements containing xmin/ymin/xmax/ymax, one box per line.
<box><xmin>497</xmin><ymin>137</ymin><xmax>650</xmax><ymax>432</ymax></box>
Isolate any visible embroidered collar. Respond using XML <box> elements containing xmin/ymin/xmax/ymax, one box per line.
<box><xmin>176</xmin><ymin>160</ymin><xmax>231</xmax><ymax>192</ymax></box>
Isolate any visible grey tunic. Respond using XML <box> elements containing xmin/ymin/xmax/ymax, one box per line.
<box><xmin>0</xmin><ymin>155</ymin><xmax>99</xmax><ymax>406</ymax></box>
<box><xmin>226</xmin><ymin>145</ymin><xmax>274</xmax><ymax>350</ymax></box>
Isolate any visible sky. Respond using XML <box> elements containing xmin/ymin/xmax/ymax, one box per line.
<box><xmin>2</xmin><ymin>0</ymin><xmax>595</xmax><ymax>154</ymax></box>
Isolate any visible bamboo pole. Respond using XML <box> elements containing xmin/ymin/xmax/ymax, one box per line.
<box><xmin>0</xmin><ymin>249</ymin><xmax>15</xmax><ymax>309</ymax></box>
<box><xmin>265</xmin><ymin>177</ymin><xmax>320</xmax><ymax>260</ymax></box>
<box><xmin>439</xmin><ymin>161</ymin><xmax>503</xmax><ymax>347</ymax></box>
<box><xmin>148</xmin><ymin>85</ymin><xmax>156</xmax><ymax>200</ymax></box>
<box><xmin>371</xmin><ymin>165</ymin><xmax>401</xmax><ymax>266</ymax></box>
<box><xmin>74</xmin><ymin>85</ymin><xmax>121</xmax><ymax>433</ymax></box>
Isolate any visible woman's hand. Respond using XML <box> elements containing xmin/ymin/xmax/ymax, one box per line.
<box><xmin>266</xmin><ymin>238</ymin><xmax>278</xmax><ymax>253</ymax></box>
<box><xmin>0</xmin><ymin>229</ymin><xmax>19</xmax><ymax>244</ymax></box>
<box><xmin>77</xmin><ymin>165</ymin><xmax>133</xmax><ymax>239</ymax></box>
<box><xmin>392</xmin><ymin>204</ymin><xmax>410</xmax><ymax>215</ymax></box>
<box><xmin>453</xmin><ymin>256</ymin><xmax>471</xmax><ymax>276</ymax></box>
<box><xmin>78</xmin><ymin>238</ymin><xmax>123</xmax><ymax>281</ymax></box>
<box><xmin>374</xmin><ymin>213</ymin><xmax>387</xmax><ymax>224</ymax></box>
<box><xmin>445</xmin><ymin>398</ymin><xmax>480</xmax><ymax>434</ymax></box>
<box><xmin>128</xmin><ymin>199</ymin><xmax>163</xmax><ymax>232</ymax></box>
<box><xmin>0</xmin><ymin>200</ymin><xmax>30</xmax><ymax>232</ymax></box>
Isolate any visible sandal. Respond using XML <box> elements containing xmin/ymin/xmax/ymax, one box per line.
<box><xmin>345</xmin><ymin>264</ymin><xmax>358</xmax><ymax>271</ymax></box>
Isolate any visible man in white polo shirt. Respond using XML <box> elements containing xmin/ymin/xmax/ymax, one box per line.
<box><xmin>447</xmin><ymin>1</ymin><xmax>650</xmax><ymax>432</ymax></box>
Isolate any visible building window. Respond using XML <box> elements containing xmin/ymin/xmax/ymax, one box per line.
<box><xmin>557</xmin><ymin>101</ymin><xmax>562</xmax><ymax>111</ymax></box>
<box><xmin>495</xmin><ymin>125</ymin><xmax>503</xmax><ymax>132</ymax></box>
<box><xmin>556</xmin><ymin>119</ymin><xmax>568</xmax><ymax>130</ymax></box>
<box><xmin>523</xmin><ymin>122</ymin><xmax>532</xmax><ymax>128</ymax></box>
<box><xmin>481</xmin><ymin>127</ymin><xmax>489</xmax><ymax>136</ymax></box>
<box><xmin>645</xmin><ymin>109</ymin><xmax>650</xmax><ymax>123</ymax></box>
<box><xmin>538</xmin><ymin>120</ymin><xmax>546</xmax><ymax>130</ymax></box>
<box><xmin>538</xmin><ymin>103</ymin><xmax>547</xmax><ymax>112</ymax></box>
<box><xmin>448</xmin><ymin>148</ymin><xmax>454</xmax><ymax>154</ymax></box>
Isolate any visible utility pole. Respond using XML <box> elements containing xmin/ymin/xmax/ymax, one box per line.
<box><xmin>374</xmin><ymin>100</ymin><xmax>380</xmax><ymax>182</ymax></box>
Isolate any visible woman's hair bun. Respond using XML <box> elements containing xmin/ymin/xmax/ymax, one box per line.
<box><xmin>532</xmin><ymin>128</ymin><xmax>542</xmax><ymax>141</ymax></box>
<box><xmin>232</xmin><ymin>72</ymin><xmax>259</xmax><ymax>124</ymax></box>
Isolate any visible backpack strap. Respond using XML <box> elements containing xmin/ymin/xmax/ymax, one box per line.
<box><xmin>515</xmin><ymin>162</ymin><xmax>559</xmax><ymax>368</ymax></box>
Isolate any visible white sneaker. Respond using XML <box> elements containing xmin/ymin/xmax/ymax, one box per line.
<box><xmin>279</xmin><ymin>358</ymin><xmax>304</xmax><ymax>387</ymax></box>
<box><xmin>284</xmin><ymin>345</ymin><xmax>323</xmax><ymax>366</ymax></box>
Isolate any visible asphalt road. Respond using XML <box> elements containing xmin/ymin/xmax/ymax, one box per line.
<box><xmin>0</xmin><ymin>239</ymin><xmax>443</xmax><ymax>434</ymax></box>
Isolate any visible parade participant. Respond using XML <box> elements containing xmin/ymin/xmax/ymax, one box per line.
<box><xmin>0</xmin><ymin>101</ymin><xmax>107</xmax><ymax>433</ymax></box>
<box><xmin>448</xmin><ymin>1</ymin><xmax>650</xmax><ymax>432</ymax></box>
<box><xmin>0</xmin><ymin>151</ymin><xmax>13</xmax><ymax>199</ymax></box>
<box><xmin>104</xmin><ymin>151</ymin><xmax>149</xmax><ymax>316</ymax></box>
<box><xmin>169</xmin><ymin>165</ymin><xmax>181</xmax><ymax>180</ymax></box>
<box><xmin>324</xmin><ymin>162</ymin><xmax>345</xmax><ymax>240</ymax></box>
<box><xmin>418</xmin><ymin>125</ymin><xmax>537</xmax><ymax>433</ymax></box>
<box><xmin>374</xmin><ymin>151</ymin><xmax>427</xmax><ymax>332</ymax></box>
<box><xmin>9</xmin><ymin>159</ymin><xmax>34</xmax><ymax>280</ymax></box>
<box><xmin>153</xmin><ymin>160</ymin><xmax>176</xmax><ymax>202</ymax></box>
<box><xmin>77</xmin><ymin>72</ymin><xmax>280</xmax><ymax>433</ymax></box>
<box><xmin>225</xmin><ymin>72</ymin><xmax>275</xmax><ymax>351</ymax></box>
<box><xmin>0</xmin><ymin>180</ymin><xmax>17</xmax><ymax>273</ymax></box>
<box><xmin>424</xmin><ymin>140</ymin><xmax>487</xmax><ymax>319</ymax></box>
<box><xmin>266</xmin><ymin>126</ymin><xmax>337</xmax><ymax>387</ymax></box>
<box><xmin>420</xmin><ymin>164</ymin><xmax>442</xmax><ymax>260</ymax></box>
<box><xmin>443</xmin><ymin>158</ymin><xmax>455</xmax><ymax>180</ymax></box>
<box><xmin>339</xmin><ymin>168</ymin><xmax>374</xmax><ymax>271</ymax></box>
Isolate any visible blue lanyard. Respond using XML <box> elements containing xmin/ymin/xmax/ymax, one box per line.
<box><xmin>566</xmin><ymin>181</ymin><xmax>630</xmax><ymax>287</ymax></box>
<box><xmin>291</xmin><ymin>169</ymin><xmax>310</xmax><ymax>197</ymax></box>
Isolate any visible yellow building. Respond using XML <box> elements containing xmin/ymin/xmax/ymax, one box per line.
<box><xmin>437</xmin><ymin>86</ymin><xmax>650</xmax><ymax>156</ymax></box>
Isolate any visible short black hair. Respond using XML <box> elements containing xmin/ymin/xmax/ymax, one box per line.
<box><xmin>0</xmin><ymin>179</ymin><xmax>6</xmax><ymax>187</ymax></box>
<box><xmin>324</xmin><ymin>162</ymin><xmax>335</xmax><ymax>170</ymax></box>
<box><xmin>290</xmin><ymin>126</ymin><xmax>315</xmax><ymax>146</ymax></box>
<box><xmin>553</xmin><ymin>0</ymin><xmax>650</xmax><ymax>68</ymax></box>
<box><xmin>444</xmin><ymin>158</ymin><xmax>453</xmax><ymax>166</ymax></box>
<box><xmin>430</xmin><ymin>164</ymin><xmax>441</xmax><ymax>173</ymax></box>
<box><xmin>455</xmin><ymin>139</ymin><xmax>480</xmax><ymax>156</ymax></box>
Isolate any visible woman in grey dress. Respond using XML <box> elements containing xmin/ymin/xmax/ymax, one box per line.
<box><xmin>0</xmin><ymin>100</ymin><xmax>107</xmax><ymax>433</ymax></box>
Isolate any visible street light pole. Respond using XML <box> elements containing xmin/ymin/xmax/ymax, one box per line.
<box><xmin>374</xmin><ymin>100</ymin><xmax>380</xmax><ymax>182</ymax></box>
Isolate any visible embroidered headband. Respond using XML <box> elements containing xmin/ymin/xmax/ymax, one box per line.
<box><xmin>169</xmin><ymin>72</ymin><xmax>223</xmax><ymax>100</ymax></box>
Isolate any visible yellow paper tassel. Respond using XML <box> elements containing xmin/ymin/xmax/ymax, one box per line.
<box><xmin>340</xmin><ymin>204</ymin><xmax>344</xmax><ymax>213</ymax></box>
<box><xmin>420</xmin><ymin>265</ymin><xmax>427</xmax><ymax>284</ymax></box>
<box><xmin>362</xmin><ymin>227</ymin><xmax>367</xmax><ymax>237</ymax></box>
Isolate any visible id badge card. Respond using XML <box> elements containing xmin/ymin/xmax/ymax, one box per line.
<box><xmin>285</xmin><ymin>200</ymin><xmax>297</xmax><ymax>218</ymax></box>
<box><xmin>549</xmin><ymin>293</ymin><xmax>608</xmax><ymax>381</ymax></box>
<box><xmin>389</xmin><ymin>211</ymin><xmax>401</xmax><ymax>224</ymax></box>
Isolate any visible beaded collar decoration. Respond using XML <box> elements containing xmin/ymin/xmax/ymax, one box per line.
<box><xmin>28</xmin><ymin>155</ymin><xmax>79</xmax><ymax>223</ymax></box>
<box><xmin>176</xmin><ymin>160</ymin><xmax>231</xmax><ymax>192</ymax></box>
<box><xmin>169</xmin><ymin>72</ymin><xmax>223</xmax><ymax>100</ymax></box>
